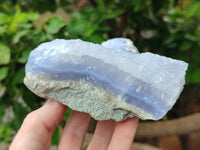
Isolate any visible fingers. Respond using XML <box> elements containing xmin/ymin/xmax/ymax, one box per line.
<box><xmin>87</xmin><ymin>120</ymin><xmax>116</xmax><ymax>150</ymax></box>
<box><xmin>10</xmin><ymin>98</ymin><xmax>138</xmax><ymax>150</ymax></box>
<box><xmin>58</xmin><ymin>110</ymin><xmax>91</xmax><ymax>150</ymax></box>
<box><xmin>108</xmin><ymin>117</ymin><xmax>139</xmax><ymax>150</ymax></box>
<box><xmin>10</xmin><ymin>99</ymin><xmax>67</xmax><ymax>150</ymax></box>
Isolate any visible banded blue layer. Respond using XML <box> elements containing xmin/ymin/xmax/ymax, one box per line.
<box><xmin>26</xmin><ymin>53</ymin><xmax>167</xmax><ymax>120</ymax></box>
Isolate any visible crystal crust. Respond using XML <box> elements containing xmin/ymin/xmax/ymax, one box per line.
<box><xmin>24</xmin><ymin>38</ymin><xmax>188</xmax><ymax>121</ymax></box>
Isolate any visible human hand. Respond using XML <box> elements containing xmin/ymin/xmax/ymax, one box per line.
<box><xmin>10</xmin><ymin>99</ymin><xmax>139</xmax><ymax>150</ymax></box>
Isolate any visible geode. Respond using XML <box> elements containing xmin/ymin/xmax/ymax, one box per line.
<box><xmin>24</xmin><ymin>38</ymin><xmax>188</xmax><ymax>121</ymax></box>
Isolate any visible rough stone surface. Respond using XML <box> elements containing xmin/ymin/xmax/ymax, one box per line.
<box><xmin>24</xmin><ymin>38</ymin><xmax>188</xmax><ymax>121</ymax></box>
<box><xmin>102</xmin><ymin>38</ymin><xmax>139</xmax><ymax>53</ymax></box>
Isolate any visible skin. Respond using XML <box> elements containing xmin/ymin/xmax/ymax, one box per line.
<box><xmin>9</xmin><ymin>99</ymin><xmax>139</xmax><ymax>150</ymax></box>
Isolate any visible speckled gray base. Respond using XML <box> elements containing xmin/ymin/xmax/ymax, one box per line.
<box><xmin>24</xmin><ymin>74</ymin><xmax>153</xmax><ymax>121</ymax></box>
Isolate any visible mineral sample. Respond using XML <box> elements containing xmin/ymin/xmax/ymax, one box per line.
<box><xmin>24</xmin><ymin>38</ymin><xmax>188</xmax><ymax>121</ymax></box>
<box><xmin>101</xmin><ymin>38</ymin><xmax>139</xmax><ymax>53</ymax></box>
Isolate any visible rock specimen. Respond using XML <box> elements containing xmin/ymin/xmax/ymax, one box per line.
<box><xmin>101</xmin><ymin>38</ymin><xmax>139</xmax><ymax>53</ymax></box>
<box><xmin>24</xmin><ymin>38</ymin><xmax>188</xmax><ymax>121</ymax></box>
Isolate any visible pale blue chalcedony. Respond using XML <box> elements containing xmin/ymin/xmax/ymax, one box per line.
<box><xmin>24</xmin><ymin>38</ymin><xmax>188</xmax><ymax>121</ymax></box>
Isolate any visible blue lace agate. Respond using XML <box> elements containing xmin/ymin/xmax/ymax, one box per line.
<box><xmin>24</xmin><ymin>38</ymin><xmax>188</xmax><ymax>120</ymax></box>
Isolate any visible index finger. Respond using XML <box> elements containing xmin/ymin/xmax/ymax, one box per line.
<box><xmin>10</xmin><ymin>99</ymin><xmax>67</xmax><ymax>150</ymax></box>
